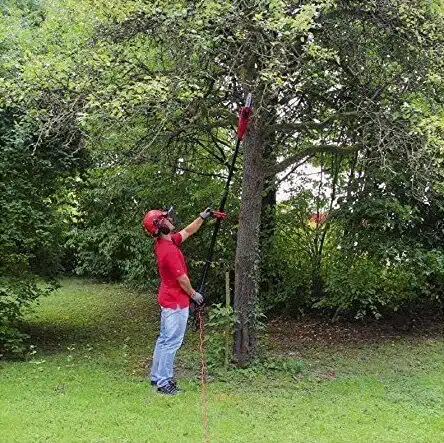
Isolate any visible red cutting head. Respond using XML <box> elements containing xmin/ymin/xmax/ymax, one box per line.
<box><xmin>237</xmin><ymin>93</ymin><xmax>253</xmax><ymax>140</ymax></box>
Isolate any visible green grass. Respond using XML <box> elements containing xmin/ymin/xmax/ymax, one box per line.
<box><xmin>1</xmin><ymin>279</ymin><xmax>444</xmax><ymax>442</ymax></box>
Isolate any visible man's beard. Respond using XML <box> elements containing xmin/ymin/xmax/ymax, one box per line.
<box><xmin>160</xmin><ymin>225</ymin><xmax>173</xmax><ymax>235</ymax></box>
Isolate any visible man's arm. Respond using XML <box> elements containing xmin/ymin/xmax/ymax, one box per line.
<box><xmin>179</xmin><ymin>217</ymin><xmax>204</xmax><ymax>243</ymax></box>
<box><xmin>179</xmin><ymin>208</ymin><xmax>213</xmax><ymax>242</ymax></box>
<box><xmin>177</xmin><ymin>274</ymin><xmax>195</xmax><ymax>297</ymax></box>
<box><xmin>177</xmin><ymin>274</ymin><xmax>203</xmax><ymax>304</ymax></box>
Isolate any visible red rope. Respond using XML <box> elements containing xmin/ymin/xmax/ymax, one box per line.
<box><xmin>198</xmin><ymin>309</ymin><xmax>210</xmax><ymax>443</ymax></box>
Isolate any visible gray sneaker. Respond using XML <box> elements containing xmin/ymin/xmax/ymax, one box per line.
<box><xmin>170</xmin><ymin>381</ymin><xmax>183</xmax><ymax>393</ymax></box>
<box><xmin>157</xmin><ymin>382</ymin><xmax>182</xmax><ymax>395</ymax></box>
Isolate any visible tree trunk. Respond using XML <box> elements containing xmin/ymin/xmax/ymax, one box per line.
<box><xmin>261</xmin><ymin>182</ymin><xmax>277</xmax><ymax>237</ymax></box>
<box><xmin>259</xmin><ymin>174</ymin><xmax>277</xmax><ymax>296</ymax></box>
<box><xmin>233</xmin><ymin>123</ymin><xmax>264</xmax><ymax>367</ymax></box>
<box><xmin>259</xmin><ymin>100</ymin><xmax>278</xmax><ymax>297</ymax></box>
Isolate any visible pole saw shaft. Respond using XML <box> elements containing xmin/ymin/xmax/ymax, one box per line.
<box><xmin>198</xmin><ymin>137</ymin><xmax>240</xmax><ymax>294</ymax></box>
<box><xmin>198</xmin><ymin>94</ymin><xmax>252</xmax><ymax>296</ymax></box>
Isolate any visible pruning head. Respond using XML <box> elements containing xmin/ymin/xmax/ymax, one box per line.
<box><xmin>237</xmin><ymin>93</ymin><xmax>253</xmax><ymax>140</ymax></box>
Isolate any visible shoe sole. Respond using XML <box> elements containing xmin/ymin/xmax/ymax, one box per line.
<box><xmin>157</xmin><ymin>390</ymin><xmax>181</xmax><ymax>395</ymax></box>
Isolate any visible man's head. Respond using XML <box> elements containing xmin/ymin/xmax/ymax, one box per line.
<box><xmin>142</xmin><ymin>208</ymin><xmax>175</xmax><ymax>237</ymax></box>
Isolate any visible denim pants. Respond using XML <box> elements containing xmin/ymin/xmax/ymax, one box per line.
<box><xmin>150</xmin><ymin>306</ymin><xmax>189</xmax><ymax>387</ymax></box>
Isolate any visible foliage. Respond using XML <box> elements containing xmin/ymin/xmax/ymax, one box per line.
<box><xmin>0</xmin><ymin>278</ymin><xmax>55</xmax><ymax>357</ymax></box>
<box><xmin>233</xmin><ymin>357</ymin><xmax>304</xmax><ymax>379</ymax></box>
<box><xmin>0</xmin><ymin>1</ymin><xmax>88</xmax><ymax>353</ymax></box>
<box><xmin>259</xmin><ymin>214</ymin><xmax>313</xmax><ymax>315</ymax></box>
<box><xmin>260</xmin><ymin>175</ymin><xmax>444</xmax><ymax>319</ymax></box>
<box><xmin>317</xmin><ymin>246</ymin><xmax>444</xmax><ymax>319</ymax></box>
<box><xmin>205</xmin><ymin>302</ymin><xmax>268</xmax><ymax>368</ymax></box>
<box><xmin>205</xmin><ymin>303</ymin><xmax>236</xmax><ymax>368</ymax></box>
<box><xmin>68</xmin><ymin>161</ymin><xmax>240</xmax><ymax>297</ymax></box>
<box><xmin>260</xmin><ymin>183</ymin><xmax>339</xmax><ymax>315</ymax></box>
<box><xmin>0</xmin><ymin>110</ymin><xmax>76</xmax><ymax>355</ymax></box>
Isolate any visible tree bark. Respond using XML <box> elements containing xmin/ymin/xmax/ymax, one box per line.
<box><xmin>233</xmin><ymin>121</ymin><xmax>264</xmax><ymax>367</ymax></box>
<box><xmin>259</xmin><ymin>153</ymin><xmax>277</xmax><ymax>297</ymax></box>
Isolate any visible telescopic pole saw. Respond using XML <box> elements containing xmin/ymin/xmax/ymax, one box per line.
<box><xmin>194</xmin><ymin>94</ymin><xmax>253</xmax><ymax>326</ymax></box>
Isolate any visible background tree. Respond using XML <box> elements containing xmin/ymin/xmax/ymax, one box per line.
<box><xmin>0</xmin><ymin>0</ymin><xmax>88</xmax><ymax>355</ymax></box>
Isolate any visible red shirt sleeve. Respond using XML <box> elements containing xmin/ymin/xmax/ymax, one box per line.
<box><xmin>161</xmin><ymin>250</ymin><xmax>186</xmax><ymax>278</ymax></box>
<box><xmin>171</xmin><ymin>232</ymin><xmax>182</xmax><ymax>246</ymax></box>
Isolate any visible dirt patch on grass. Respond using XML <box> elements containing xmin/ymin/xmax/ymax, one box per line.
<box><xmin>267</xmin><ymin>310</ymin><xmax>444</xmax><ymax>353</ymax></box>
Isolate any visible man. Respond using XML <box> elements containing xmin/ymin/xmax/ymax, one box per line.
<box><xmin>142</xmin><ymin>207</ymin><xmax>215</xmax><ymax>395</ymax></box>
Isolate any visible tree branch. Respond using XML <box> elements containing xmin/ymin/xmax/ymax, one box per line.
<box><xmin>192</xmin><ymin>138</ymin><xmax>227</xmax><ymax>166</ymax></box>
<box><xmin>264</xmin><ymin>144</ymin><xmax>359</xmax><ymax>178</ymax></box>
<box><xmin>269</xmin><ymin>111</ymin><xmax>359</xmax><ymax>134</ymax></box>
<box><xmin>174</xmin><ymin>165</ymin><xmax>227</xmax><ymax>180</ymax></box>
<box><xmin>274</xmin><ymin>155</ymin><xmax>315</xmax><ymax>187</ymax></box>
<box><xmin>209</xmin><ymin>131</ymin><xmax>229</xmax><ymax>162</ymax></box>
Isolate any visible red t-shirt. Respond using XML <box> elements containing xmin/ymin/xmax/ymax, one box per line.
<box><xmin>154</xmin><ymin>233</ymin><xmax>190</xmax><ymax>308</ymax></box>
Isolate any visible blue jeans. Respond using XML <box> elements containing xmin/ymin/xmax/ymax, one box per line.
<box><xmin>150</xmin><ymin>306</ymin><xmax>189</xmax><ymax>387</ymax></box>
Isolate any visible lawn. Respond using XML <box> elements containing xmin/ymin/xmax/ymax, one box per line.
<box><xmin>1</xmin><ymin>279</ymin><xmax>444</xmax><ymax>443</ymax></box>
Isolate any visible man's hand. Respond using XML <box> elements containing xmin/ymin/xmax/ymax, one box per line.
<box><xmin>191</xmin><ymin>291</ymin><xmax>204</xmax><ymax>305</ymax></box>
<box><xmin>180</xmin><ymin>207</ymin><xmax>227</xmax><ymax>243</ymax></box>
<box><xmin>199</xmin><ymin>207</ymin><xmax>213</xmax><ymax>220</ymax></box>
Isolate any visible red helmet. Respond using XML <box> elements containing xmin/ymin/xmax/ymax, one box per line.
<box><xmin>142</xmin><ymin>209</ymin><xmax>168</xmax><ymax>236</ymax></box>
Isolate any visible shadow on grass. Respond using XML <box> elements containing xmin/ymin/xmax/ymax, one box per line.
<box><xmin>19</xmin><ymin>307</ymin><xmax>159</xmax><ymax>356</ymax></box>
<box><xmin>20</xmin><ymin>321</ymin><xmax>104</xmax><ymax>351</ymax></box>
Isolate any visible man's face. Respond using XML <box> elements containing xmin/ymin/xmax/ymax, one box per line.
<box><xmin>163</xmin><ymin>217</ymin><xmax>175</xmax><ymax>232</ymax></box>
